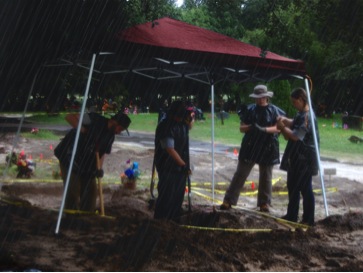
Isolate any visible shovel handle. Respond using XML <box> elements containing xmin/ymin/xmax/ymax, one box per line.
<box><xmin>95</xmin><ymin>152</ymin><xmax>105</xmax><ymax>216</ymax></box>
<box><xmin>150</xmin><ymin>161</ymin><xmax>156</xmax><ymax>199</ymax></box>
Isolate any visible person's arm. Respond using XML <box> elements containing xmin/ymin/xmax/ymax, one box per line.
<box><xmin>277</xmin><ymin>116</ymin><xmax>293</xmax><ymax>127</ymax></box>
<box><xmin>65</xmin><ymin>113</ymin><xmax>80</xmax><ymax>127</ymax></box>
<box><xmin>165</xmin><ymin>147</ymin><xmax>187</xmax><ymax>167</ymax></box>
<box><xmin>239</xmin><ymin>123</ymin><xmax>251</xmax><ymax>133</ymax></box>
<box><xmin>278</xmin><ymin>125</ymin><xmax>300</xmax><ymax>141</ymax></box>
<box><xmin>245</xmin><ymin>123</ymin><xmax>280</xmax><ymax>134</ymax></box>
<box><xmin>99</xmin><ymin>154</ymin><xmax>105</xmax><ymax>168</ymax></box>
<box><xmin>161</xmin><ymin>136</ymin><xmax>191</xmax><ymax>174</ymax></box>
<box><xmin>277</xmin><ymin>116</ymin><xmax>299</xmax><ymax>141</ymax></box>
<box><xmin>263</xmin><ymin>124</ymin><xmax>280</xmax><ymax>134</ymax></box>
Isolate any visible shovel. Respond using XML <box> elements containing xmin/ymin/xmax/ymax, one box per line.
<box><xmin>95</xmin><ymin>152</ymin><xmax>105</xmax><ymax>216</ymax></box>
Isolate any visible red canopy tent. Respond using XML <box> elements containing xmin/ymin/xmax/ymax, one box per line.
<box><xmin>48</xmin><ymin>17</ymin><xmax>327</xmax><ymax>232</ymax></box>
<box><xmin>115</xmin><ymin>17</ymin><xmax>306</xmax><ymax>80</ymax></box>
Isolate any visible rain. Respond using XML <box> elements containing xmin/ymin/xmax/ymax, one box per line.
<box><xmin>1</xmin><ymin>0</ymin><xmax>363</xmax><ymax>271</ymax></box>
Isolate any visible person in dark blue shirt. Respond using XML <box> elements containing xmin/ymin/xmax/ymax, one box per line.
<box><xmin>277</xmin><ymin>87</ymin><xmax>319</xmax><ymax>226</ymax></box>
<box><xmin>154</xmin><ymin>101</ymin><xmax>194</xmax><ymax>221</ymax></box>
<box><xmin>55</xmin><ymin>111</ymin><xmax>131</xmax><ymax>212</ymax></box>
<box><xmin>220</xmin><ymin>85</ymin><xmax>285</xmax><ymax>212</ymax></box>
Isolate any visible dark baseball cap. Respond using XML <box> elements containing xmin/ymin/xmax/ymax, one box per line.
<box><xmin>167</xmin><ymin>100</ymin><xmax>187</xmax><ymax>119</ymax></box>
<box><xmin>111</xmin><ymin>112</ymin><xmax>131</xmax><ymax>129</ymax></box>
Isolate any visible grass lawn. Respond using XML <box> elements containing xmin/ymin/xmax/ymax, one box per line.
<box><xmin>20</xmin><ymin>111</ymin><xmax>363</xmax><ymax>163</ymax></box>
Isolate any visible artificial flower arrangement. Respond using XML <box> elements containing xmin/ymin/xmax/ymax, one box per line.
<box><xmin>120</xmin><ymin>159</ymin><xmax>141</xmax><ymax>189</ymax></box>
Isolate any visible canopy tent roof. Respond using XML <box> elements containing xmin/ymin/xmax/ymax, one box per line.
<box><xmin>56</xmin><ymin>17</ymin><xmax>307</xmax><ymax>85</ymax></box>
<box><xmin>106</xmin><ymin>17</ymin><xmax>306</xmax><ymax>84</ymax></box>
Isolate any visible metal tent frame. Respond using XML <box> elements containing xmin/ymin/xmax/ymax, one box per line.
<box><xmin>0</xmin><ymin>17</ymin><xmax>327</xmax><ymax>234</ymax></box>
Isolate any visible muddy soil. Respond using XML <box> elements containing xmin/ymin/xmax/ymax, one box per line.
<box><xmin>1</xmin><ymin>133</ymin><xmax>363</xmax><ymax>271</ymax></box>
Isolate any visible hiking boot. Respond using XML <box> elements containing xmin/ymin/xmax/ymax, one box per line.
<box><xmin>300</xmin><ymin>220</ymin><xmax>314</xmax><ymax>227</ymax></box>
<box><xmin>220</xmin><ymin>201</ymin><xmax>231</xmax><ymax>210</ymax></box>
<box><xmin>260</xmin><ymin>204</ymin><xmax>270</xmax><ymax>212</ymax></box>
<box><xmin>281</xmin><ymin>215</ymin><xmax>297</xmax><ymax>222</ymax></box>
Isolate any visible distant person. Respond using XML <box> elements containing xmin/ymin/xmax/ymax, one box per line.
<box><xmin>220</xmin><ymin>85</ymin><xmax>285</xmax><ymax>212</ymax></box>
<box><xmin>54</xmin><ymin>111</ymin><xmax>131</xmax><ymax>212</ymax></box>
<box><xmin>193</xmin><ymin>101</ymin><xmax>205</xmax><ymax>121</ymax></box>
<box><xmin>158</xmin><ymin>99</ymin><xmax>169</xmax><ymax>122</ymax></box>
<box><xmin>277</xmin><ymin>87</ymin><xmax>319</xmax><ymax>226</ymax></box>
<box><xmin>154</xmin><ymin>101</ymin><xmax>194</xmax><ymax>221</ymax></box>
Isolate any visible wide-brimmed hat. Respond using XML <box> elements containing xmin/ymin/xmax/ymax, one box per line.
<box><xmin>111</xmin><ymin>112</ymin><xmax>131</xmax><ymax>129</ymax></box>
<box><xmin>249</xmin><ymin>85</ymin><xmax>274</xmax><ymax>98</ymax></box>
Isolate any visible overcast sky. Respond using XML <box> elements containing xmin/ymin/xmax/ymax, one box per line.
<box><xmin>176</xmin><ymin>0</ymin><xmax>183</xmax><ymax>7</ymax></box>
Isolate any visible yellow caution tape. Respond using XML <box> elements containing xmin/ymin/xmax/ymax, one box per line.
<box><xmin>62</xmin><ymin>209</ymin><xmax>116</xmax><ymax>219</ymax></box>
<box><xmin>181</xmin><ymin>225</ymin><xmax>272</xmax><ymax>233</ymax></box>
<box><xmin>193</xmin><ymin>187</ymin><xmax>258</xmax><ymax>196</ymax></box>
<box><xmin>192</xmin><ymin>186</ymin><xmax>338</xmax><ymax>197</ymax></box>
<box><xmin>3</xmin><ymin>179</ymin><xmax>63</xmax><ymax>183</ymax></box>
<box><xmin>0</xmin><ymin>196</ymin><xmax>115</xmax><ymax>219</ymax></box>
<box><xmin>192</xmin><ymin>187</ymin><xmax>225</xmax><ymax>195</ymax></box>
<box><xmin>192</xmin><ymin>190</ymin><xmax>220</xmax><ymax>203</ymax></box>
<box><xmin>192</xmin><ymin>189</ymin><xmax>309</xmax><ymax>230</ymax></box>
<box><xmin>0</xmin><ymin>196</ymin><xmax>31</xmax><ymax>207</ymax></box>
<box><xmin>190</xmin><ymin>177</ymin><xmax>282</xmax><ymax>187</ymax></box>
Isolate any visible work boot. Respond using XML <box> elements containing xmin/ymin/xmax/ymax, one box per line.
<box><xmin>260</xmin><ymin>204</ymin><xmax>270</xmax><ymax>212</ymax></box>
<box><xmin>220</xmin><ymin>201</ymin><xmax>231</xmax><ymax>210</ymax></box>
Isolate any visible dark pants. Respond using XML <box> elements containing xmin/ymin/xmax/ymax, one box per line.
<box><xmin>154</xmin><ymin>169</ymin><xmax>187</xmax><ymax>221</ymax></box>
<box><xmin>285</xmin><ymin>167</ymin><xmax>315</xmax><ymax>225</ymax></box>
<box><xmin>60</xmin><ymin>164</ymin><xmax>97</xmax><ymax>212</ymax></box>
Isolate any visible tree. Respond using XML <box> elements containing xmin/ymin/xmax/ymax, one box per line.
<box><xmin>0</xmin><ymin>0</ymin><xmax>129</xmax><ymax>111</ymax></box>
<box><xmin>242</xmin><ymin>0</ymin><xmax>363</xmax><ymax>115</ymax></box>
<box><xmin>124</xmin><ymin>0</ymin><xmax>181</xmax><ymax>25</ymax></box>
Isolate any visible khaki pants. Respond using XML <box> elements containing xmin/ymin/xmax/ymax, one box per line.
<box><xmin>223</xmin><ymin>160</ymin><xmax>273</xmax><ymax>207</ymax></box>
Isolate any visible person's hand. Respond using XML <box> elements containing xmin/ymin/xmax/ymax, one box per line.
<box><xmin>95</xmin><ymin>169</ymin><xmax>104</xmax><ymax>178</ymax></box>
<box><xmin>252</xmin><ymin>123</ymin><xmax>266</xmax><ymax>132</ymax></box>
<box><xmin>181</xmin><ymin>165</ymin><xmax>192</xmax><ymax>176</ymax></box>
<box><xmin>276</xmin><ymin>118</ymin><xmax>286</xmax><ymax>130</ymax></box>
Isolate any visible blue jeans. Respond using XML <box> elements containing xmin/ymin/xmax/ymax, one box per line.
<box><xmin>284</xmin><ymin>167</ymin><xmax>315</xmax><ymax>225</ymax></box>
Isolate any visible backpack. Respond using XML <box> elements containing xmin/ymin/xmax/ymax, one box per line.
<box><xmin>54</xmin><ymin>128</ymin><xmax>81</xmax><ymax>171</ymax></box>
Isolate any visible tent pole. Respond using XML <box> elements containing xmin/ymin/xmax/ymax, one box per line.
<box><xmin>2</xmin><ymin>67</ymin><xmax>42</xmax><ymax>186</ymax></box>
<box><xmin>55</xmin><ymin>53</ymin><xmax>97</xmax><ymax>234</ymax></box>
<box><xmin>211</xmin><ymin>82</ymin><xmax>215</xmax><ymax>204</ymax></box>
<box><xmin>304</xmin><ymin>77</ymin><xmax>329</xmax><ymax>217</ymax></box>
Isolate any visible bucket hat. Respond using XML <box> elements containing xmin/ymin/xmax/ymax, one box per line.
<box><xmin>249</xmin><ymin>85</ymin><xmax>274</xmax><ymax>98</ymax></box>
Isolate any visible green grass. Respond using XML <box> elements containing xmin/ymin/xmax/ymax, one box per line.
<box><xmin>130</xmin><ymin>112</ymin><xmax>363</xmax><ymax>163</ymax></box>
<box><xmin>22</xmin><ymin>129</ymin><xmax>61</xmax><ymax>140</ymax></box>
<box><xmin>8</xmin><ymin>111</ymin><xmax>363</xmax><ymax>163</ymax></box>
<box><xmin>26</xmin><ymin>112</ymin><xmax>69</xmax><ymax>125</ymax></box>
<box><xmin>314</xmin><ymin>117</ymin><xmax>363</xmax><ymax>161</ymax></box>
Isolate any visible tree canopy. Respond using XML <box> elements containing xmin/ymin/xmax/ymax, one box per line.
<box><xmin>0</xmin><ymin>0</ymin><xmax>362</xmax><ymax>115</ymax></box>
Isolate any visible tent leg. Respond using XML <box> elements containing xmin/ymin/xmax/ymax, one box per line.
<box><xmin>211</xmin><ymin>83</ymin><xmax>215</xmax><ymax>203</ymax></box>
<box><xmin>304</xmin><ymin>78</ymin><xmax>329</xmax><ymax>217</ymax></box>
<box><xmin>55</xmin><ymin>53</ymin><xmax>97</xmax><ymax>234</ymax></box>
<box><xmin>1</xmin><ymin>67</ymin><xmax>42</xmax><ymax>186</ymax></box>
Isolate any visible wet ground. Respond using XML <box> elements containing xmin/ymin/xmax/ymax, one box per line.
<box><xmin>1</xmin><ymin>116</ymin><xmax>363</xmax><ymax>271</ymax></box>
